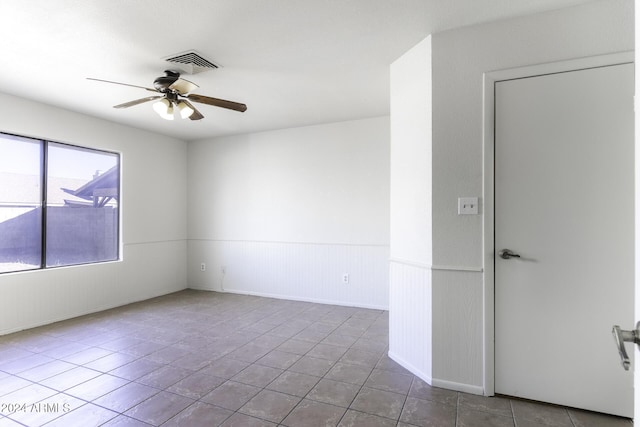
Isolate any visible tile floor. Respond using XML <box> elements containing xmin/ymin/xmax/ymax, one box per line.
<box><xmin>0</xmin><ymin>290</ymin><xmax>633</xmax><ymax>426</ymax></box>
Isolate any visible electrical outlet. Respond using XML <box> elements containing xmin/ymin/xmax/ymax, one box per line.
<box><xmin>458</xmin><ymin>197</ymin><xmax>479</xmax><ymax>215</ymax></box>
<box><xmin>342</xmin><ymin>273</ymin><xmax>349</xmax><ymax>284</ymax></box>
<box><xmin>200</xmin><ymin>263</ymin><xmax>206</xmax><ymax>272</ymax></box>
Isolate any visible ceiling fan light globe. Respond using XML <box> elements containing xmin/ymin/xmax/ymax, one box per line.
<box><xmin>177</xmin><ymin>101</ymin><xmax>194</xmax><ymax>119</ymax></box>
<box><xmin>153</xmin><ymin>98</ymin><xmax>174</xmax><ymax>120</ymax></box>
<box><xmin>166</xmin><ymin>103</ymin><xmax>174</xmax><ymax>120</ymax></box>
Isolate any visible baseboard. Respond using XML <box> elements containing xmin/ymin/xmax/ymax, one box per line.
<box><xmin>387</xmin><ymin>351</ymin><xmax>485</xmax><ymax>396</ymax></box>
<box><xmin>188</xmin><ymin>284</ymin><xmax>220</xmax><ymax>292</ymax></box>
<box><xmin>219</xmin><ymin>287</ymin><xmax>389</xmax><ymax>311</ymax></box>
<box><xmin>387</xmin><ymin>350</ymin><xmax>432</xmax><ymax>385</ymax></box>
<box><xmin>431</xmin><ymin>378</ymin><xmax>484</xmax><ymax>395</ymax></box>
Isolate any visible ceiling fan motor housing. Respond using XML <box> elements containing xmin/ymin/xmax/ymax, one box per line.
<box><xmin>153</xmin><ymin>70</ymin><xmax>180</xmax><ymax>92</ymax></box>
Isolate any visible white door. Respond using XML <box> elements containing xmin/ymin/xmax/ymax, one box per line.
<box><xmin>495</xmin><ymin>63</ymin><xmax>634</xmax><ymax>417</ymax></box>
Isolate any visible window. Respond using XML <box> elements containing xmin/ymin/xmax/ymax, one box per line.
<box><xmin>0</xmin><ymin>134</ymin><xmax>42</xmax><ymax>272</ymax></box>
<box><xmin>0</xmin><ymin>133</ymin><xmax>120</xmax><ymax>273</ymax></box>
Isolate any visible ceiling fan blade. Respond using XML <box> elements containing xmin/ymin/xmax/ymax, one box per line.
<box><xmin>180</xmin><ymin>99</ymin><xmax>204</xmax><ymax>120</ymax></box>
<box><xmin>113</xmin><ymin>95</ymin><xmax>163</xmax><ymax>109</ymax></box>
<box><xmin>169</xmin><ymin>78</ymin><xmax>199</xmax><ymax>95</ymax></box>
<box><xmin>87</xmin><ymin>77</ymin><xmax>158</xmax><ymax>93</ymax></box>
<box><xmin>187</xmin><ymin>94</ymin><xmax>247</xmax><ymax>112</ymax></box>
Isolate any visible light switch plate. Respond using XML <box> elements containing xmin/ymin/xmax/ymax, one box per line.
<box><xmin>458</xmin><ymin>197</ymin><xmax>479</xmax><ymax>215</ymax></box>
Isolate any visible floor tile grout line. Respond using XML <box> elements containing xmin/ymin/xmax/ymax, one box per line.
<box><xmin>300</xmin><ymin>331</ymin><xmax>376</xmax><ymax>426</ymax></box>
<box><xmin>160</xmin><ymin>300</ymin><xmax>353</xmax><ymax>425</ymax></box>
<box><xmin>231</xmin><ymin>306</ymin><xmax>382</xmax><ymax>425</ymax></box>
<box><xmin>394</xmin><ymin>369</ymin><xmax>413</xmax><ymax>425</ymax></box>
<box><xmin>455</xmin><ymin>388</ymin><xmax>460</xmax><ymax>427</ymax></box>
<box><xmin>230</xmin><ymin>306</ymin><xmax>380</xmax><ymax>426</ymax></box>
<box><xmin>508</xmin><ymin>394</ymin><xmax>515</xmax><ymax>425</ymax></box>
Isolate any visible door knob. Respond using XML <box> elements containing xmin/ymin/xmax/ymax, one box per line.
<box><xmin>499</xmin><ymin>249</ymin><xmax>521</xmax><ymax>260</ymax></box>
<box><xmin>612</xmin><ymin>322</ymin><xmax>640</xmax><ymax>371</ymax></box>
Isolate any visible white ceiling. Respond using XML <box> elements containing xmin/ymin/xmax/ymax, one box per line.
<box><xmin>1</xmin><ymin>0</ymin><xmax>593</xmax><ymax>141</ymax></box>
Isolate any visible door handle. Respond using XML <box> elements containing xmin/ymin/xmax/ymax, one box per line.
<box><xmin>612</xmin><ymin>322</ymin><xmax>640</xmax><ymax>371</ymax></box>
<box><xmin>499</xmin><ymin>249</ymin><xmax>521</xmax><ymax>260</ymax></box>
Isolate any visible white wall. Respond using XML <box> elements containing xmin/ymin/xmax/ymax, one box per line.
<box><xmin>389</xmin><ymin>36</ymin><xmax>433</xmax><ymax>383</ymax></box>
<box><xmin>429</xmin><ymin>0</ymin><xmax>634</xmax><ymax>391</ymax></box>
<box><xmin>187</xmin><ymin>117</ymin><xmax>390</xmax><ymax>309</ymax></box>
<box><xmin>0</xmin><ymin>93</ymin><xmax>188</xmax><ymax>335</ymax></box>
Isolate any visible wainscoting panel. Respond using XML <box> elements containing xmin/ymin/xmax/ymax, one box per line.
<box><xmin>388</xmin><ymin>260</ymin><xmax>432</xmax><ymax>383</ymax></box>
<box><xmin>188</xmin><ymin>240</ymin><xmax>389</xmax><ymax>310</ymax></box>
<box><xmin>432</xmin><ymin>269</ymin><xmax>483</xmax><ymax>390</ymax></box>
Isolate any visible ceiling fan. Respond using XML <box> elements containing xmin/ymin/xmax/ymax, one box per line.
<box><xmin>87</xmin><ymin>70</ymin><xmax>247</xmax><ymax>121</ymax></box>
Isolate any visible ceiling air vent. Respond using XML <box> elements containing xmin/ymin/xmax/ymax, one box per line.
<box><xmin>163</xmin><ymin>51</ymin><xmax>220</xmax><ymax>75</ymax></box>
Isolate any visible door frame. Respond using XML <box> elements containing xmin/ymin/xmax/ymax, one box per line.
<box><xmin>481</xmin><ymin>51</ymin><xmax>634</xmax><ymax>397</ymax></box>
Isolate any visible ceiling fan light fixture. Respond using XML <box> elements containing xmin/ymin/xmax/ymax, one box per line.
<box><xmin>177</xmin><ymin>101</ymin><xmax>194</xmax><ymax>119</ymax></box>
<box><xmin>153</xmin><ymin>98</ymin><xmax>174</xmax><ymax>120</ymax></box>
<box><xmin>88</xmin><ymin>71</ymin><xmax>247</xmax><ymax>121</ymax></box>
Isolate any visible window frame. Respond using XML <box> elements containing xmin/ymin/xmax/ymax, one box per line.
<box><xmin>0</xmin><ymin>132</ymin><xmax>122</xmax><ymax>274</ymax></box>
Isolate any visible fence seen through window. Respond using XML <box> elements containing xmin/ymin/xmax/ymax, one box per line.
<box><xmin>0</xmin><ymin>133</ymin><xmax>120</xmax><ymax>273</ymax></box>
